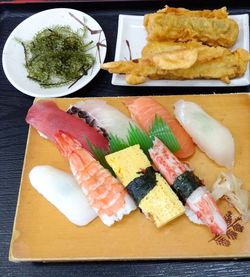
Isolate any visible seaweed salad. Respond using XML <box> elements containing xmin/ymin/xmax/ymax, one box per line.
<box><xmin>19</xmin><ymin>25</ymin><xmax>95</xmax><ymax>88</ymax></box>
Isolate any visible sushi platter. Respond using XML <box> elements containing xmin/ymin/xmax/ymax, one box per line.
<box><xmin>10</xmin><ymin>93</ymin><xmax>250</xmax><ymax>261</ymax></box>
<box><xmin>1</xmin><ymin>4</ymin><xmax>250</xmax><ymax>277</ymax></box>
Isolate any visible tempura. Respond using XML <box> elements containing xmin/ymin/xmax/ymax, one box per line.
<box><xmin>101</xmin><ymin>43</ymin><xmax>250</xmax><ymax>84</ymax></box>
<box><xmin>144</xmin><ymin>6</ymin><xmax>239</xmax><ymax>47</ymax></box>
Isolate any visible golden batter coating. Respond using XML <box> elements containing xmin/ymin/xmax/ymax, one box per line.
<box><xmin>144</xmin><ymin>6</ymin><xmax>239</xmax><ymax>47</ymax></box>
<box><xmin>101</xmin><ymin>6</ymin><xmax>249</xmax><ymax>85</ymax></box>
<box><xmin>156</xmin><ymin>6</ymin><xmax>228</xmax><ymax>19</ymax></box>
<box><xmin>101</xmin><ymin>45</ymin><xmax>250</xmax><ymax>85</ymax></box>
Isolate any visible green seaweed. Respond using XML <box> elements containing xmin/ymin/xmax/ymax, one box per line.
<box><xmin>18</xmin><ymin>25</ymin><xmax>95</xmax><ymax>88</ymax></box>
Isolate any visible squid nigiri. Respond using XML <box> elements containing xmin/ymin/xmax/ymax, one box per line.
<box><xmin>54</xmin><ymin>131</ymin><xmax>136</xmax><ymax>226</ymax></box>
<box><xmin>174</xmin><ymin>100</ymin><xmax>235</xmax><ymax>168</ymax></box>
<box><xmin>124</xmin><ymin>97</ymin><xmax>195</xmax><ymax>159</ymax></box>
<box><xmin>67</xmin><ymin>99</ymin><xmax>135</xmax><ymax>140</ymax></box>
<box><xmin>29</xmin><ymin>165</ymin><xmax>97</xmax><ymax>226</ymax></box>
<box><xmin>149</xmin><ymin>137</ymin><xmax>227</xmax><ymax>234</ymax></box>
<box><xmin>26</xmin><ymin>101</ymin><xmax>109</xmax><ymax>153</ymax></box>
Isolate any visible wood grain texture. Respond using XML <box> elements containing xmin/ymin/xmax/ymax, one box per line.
<box><xmin>0</xmin><ymin>1</ymin><xmax>250</xmax><ymax>276</ymax></box>
<box><xmin>9</xmin><ymin>94</ymin><xmax>250</xmax><ymax>261</ymax></box>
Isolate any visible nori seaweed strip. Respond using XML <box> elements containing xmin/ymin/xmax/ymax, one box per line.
<box><xmin>126</xmin><ymin>167</ymin><xmax>157</xmax><ymax>205</ymax></box>
<box><xmin>172</xmin><ymin>171</ymin><xmax>204</xmax><ymax>204</ymax></box>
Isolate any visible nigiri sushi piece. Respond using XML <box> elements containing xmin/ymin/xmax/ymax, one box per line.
<box><xmin>124</xmin><ymin>97</ymin><xmax>195</xmax><ymax>159</ymax></box>
<box><xmin>29</xmin><ymin>165</ymin><xmax>97</xmax><ymax>226</ymax></box>
<box><xmin>26</xmin><ymin>101</ymin><xmax>109</xmax><ymax>153</ymax></box>
<box><xmin>149</xmin><ymin>137</ymin><xmax>227</xmax><ymax>234</ymax></box>
<box><xmin>67</xmin><ymin>100</ymin><xmax>135</xmax><ymax>140</ymax></box>
<box><xmin>106</xmin><ymin>144</ymin><xmax>184</xmax><ymax>228</ymax></box>
<box><xmin>54</xmin><ymin>131</ymin><xmax>136</xmax><ymax>227</ymax></box>
<box><xmin>174</xmin><ymin>100</ymin><xmax>234</xmax><ymax>168</ymax></box>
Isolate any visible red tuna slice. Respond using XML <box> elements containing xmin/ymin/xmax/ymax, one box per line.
<box><xmin>26</xmin><ymin>101</ymin><xmax>109</xmax><ymax>153</ymax></box>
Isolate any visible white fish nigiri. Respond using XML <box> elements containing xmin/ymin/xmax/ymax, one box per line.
<box><xmin>174</xmin><ymin>100</ymin><xmax>234</xmax><ymax>168</ymax></box>
<box><xmin>29</xmin><ymin>165</ymin><xmax>97</xmax><ymax>226</ymax></box>
<box><xmin>67</xmin><ymin>100</ymin><xmax>135</xmax><ymax>140</ymax></box>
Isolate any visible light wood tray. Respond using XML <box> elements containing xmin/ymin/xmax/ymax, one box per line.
<box><xmin>10</xmin><ymin>93</ymin><xmax>250</xmax><ymax>261</ymax></box>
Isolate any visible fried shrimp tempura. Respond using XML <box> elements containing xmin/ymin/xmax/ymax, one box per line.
<box><xmin>144</xmin><ymin>6</ymin><xmax>239</xmax><ymax>47</ymax></box>
<box><xmin>101</xmin><ymin>45</ymin><xmax>250</xmax><ymax>85</ymax></box>
<box><xmin>102</xmin><ymin>7</ymin><xmax>249</xmax><ymax>85</ymax></box>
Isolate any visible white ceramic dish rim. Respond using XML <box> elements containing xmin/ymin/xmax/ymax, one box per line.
<box><xmin>2</xmin><ymin>8</ymin><xmax>107</xmax><ymax>98</ymax></box>
<box><xmin>112</xmin><ymin>14</ymin><xmax>250</xmax><ymax>87</ymax></box>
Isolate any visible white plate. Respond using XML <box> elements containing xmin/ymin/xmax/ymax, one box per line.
<box><xmin>2</xmin><ymin>8</ymin><xmax>107</xmax><ymax>97</ymax></box>
<box><xmin>112</xmin><ymin>14</ymin><xmax>250</xmax><ymax>87</ymax></box>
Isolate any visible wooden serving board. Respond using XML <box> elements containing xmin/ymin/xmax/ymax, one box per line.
<box><xmin>9</xmin><ymin>93</ymin><xmax>250</xmax><ymax>261</ymax></box>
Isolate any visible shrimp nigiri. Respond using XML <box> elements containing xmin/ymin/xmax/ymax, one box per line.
<box><xmin>124</xmin><ymin>97</ymin><xmax>195</xmax><ymax>159</ymax></box>
<box><xmin>149</xmin><ymin>137</ymin><xmax>227</xmax><ymax>234</ymax></box>
<box><xmin>26</xmin><ymin>101</ymin><xmax>109</xmax><ymax>153</ymax></box>
<box><xmin>54</xmin><ymin>131</ymin><xmax>136</xmax><ymax>226</ymax></box>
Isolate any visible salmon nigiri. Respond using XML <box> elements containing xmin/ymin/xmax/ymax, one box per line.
<box><xmin>54</xmin><ymin>131</ymin><xmax>136</xmax><ymax>226</ymax></box>
<box><xmin>26</xmin><ymin>101</ymin><xmax>109</xmax><ymax>153</ymax></box>
<box><xmin>124</xmin><ymin>97</ymin><xmax>195</xmax><ymax>158</ymax></box>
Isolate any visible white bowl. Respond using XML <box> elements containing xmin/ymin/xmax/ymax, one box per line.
<box><xmin>2</xmin><ymin>8</ymin><xmax>107</xmax><ymax>97</ymax></box>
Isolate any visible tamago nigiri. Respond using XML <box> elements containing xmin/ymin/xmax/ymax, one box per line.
<box><xmin>124</xmin><ymin>97</ymin><xmax>195</xmax><ymax>158</ymax></box>
<box><xmin>106</xmin><ymin>144</ymin><xmax>184</xmax><ymax>228</ymax></box>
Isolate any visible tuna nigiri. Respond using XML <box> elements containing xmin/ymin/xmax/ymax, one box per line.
<box><xmin>174</xmin><ymin>100</ymin><xmax>235</xmax><ymax>168</ymax></box>
<box><xmin>149</xmin><ymin>137</ymin><xmax>227</xmax><ymax>234</ymax></box>
<box><xmin>26</xmin><ymin>101</ymin><xmax>109</xmax><ymax>153</ymax></box>
<box><xmin>67</xmin><ymin>99</ymin><xmax>135</xmax><ymax>140</ymax></box>
<box><xmin>54</xmin><ymin>131</ymin><xmax>136</xmax><ymax>226</ymax></box>
<box><xmin>29</xmin><ymin>165</ymin><xmax>97</xmax><ymax>226</ymax></box>
<box><xmin>124</xmin><ymin>97</ymin><xmax>195</xmax><ymax>158</ymax></box>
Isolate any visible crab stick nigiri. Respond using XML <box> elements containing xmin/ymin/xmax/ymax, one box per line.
<box><xmin>124</xmin><ymin>97</ymin><xmax>195</xmax><ymax>159</ymax></box>
<box><xmin>54</xmin><ymin>131</ymin><xmax>136</xmax><ymax>226</ymax></box>
<box><xmin>149</xmin><ymin>137</ymin><xmax>227</xmax><ymax>234</ymax></box>
<box><xmin>26</xmin><ymin>101</ymin><xmax>109</xmax><ymax>153</ymax></box>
